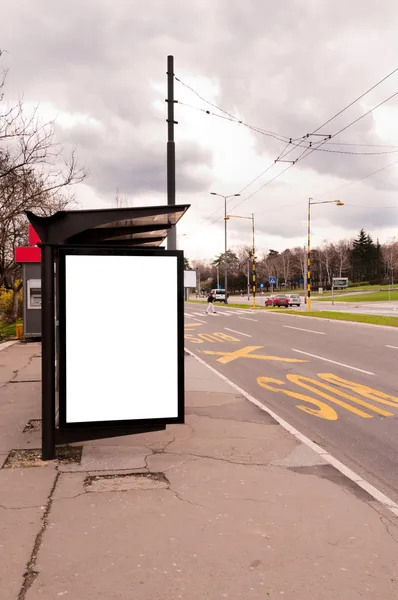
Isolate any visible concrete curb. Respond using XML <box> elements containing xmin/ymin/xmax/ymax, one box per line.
<box><xmin>185</xmin><ymin>346</ymin><xmax>398</xmax><ymax>518</ymax></box>
<box><xmin>0</xmin><ymin>340</ymin><xmax>17</xmax><ymax>352</ymax></box>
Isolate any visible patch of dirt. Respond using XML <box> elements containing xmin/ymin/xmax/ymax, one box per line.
<box><xmin>3</xmin><ymin>446</ymin><xmax>82</xmax><ymax>469</ymax></box>
<box><xmin>85</xmin><ymin>472</ymin><xmax>169</xmax><ymax>493</ymax></box>
<box><xmin>23</xmin><ymin>419</ymin><xmax>42</xmax><ymax>433</ymax></box>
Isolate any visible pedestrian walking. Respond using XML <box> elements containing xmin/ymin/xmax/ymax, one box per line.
<box><xmin>205</xmin><ymin>292</ymin><xmax>217</xmax><ymax>314</ymax></box>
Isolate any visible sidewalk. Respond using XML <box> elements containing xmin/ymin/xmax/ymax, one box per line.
<box><xmin>0</xmin><ymin>341</ymin><xmax>397</xmax><ymax>599</ymax></box>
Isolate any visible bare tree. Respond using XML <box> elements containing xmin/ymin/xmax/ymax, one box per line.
<box><xmin>114</xmin><ymin>188</ymin><xmax>133</xmax><ymax>208</ymax></box>
<box><xmin>291</xmin><ymin>246</ymin><xmax>306</xmax><ymax>288</ymax></box>
<box><xmin>381</xmin><ymin>239</ymin><xmax>398</xmax><ymax>284</ymax></box>
<box><xmin>280</xmin><ymin>249</ymin><xmax>292</xmax><ymax>287</ymax></box>
<box><xmin>320</xmin><ymin>241</ymin><xmax>337</xmax><ymax>286</ymax></box>
<box><xmin>335</xmin><ymin>239</ymin><xmax>351</xmax><ymax>277</ymax></box>
<box><xmin>0</xmin><ymin>50</ymin><xmax>87</xmax><ymax>320</ymax></box>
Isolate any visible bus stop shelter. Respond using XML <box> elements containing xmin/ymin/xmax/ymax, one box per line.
<box><xmin>26</xmin><ymin>204</ymin><xmax>189</xmax><ymax>460</ymax></box>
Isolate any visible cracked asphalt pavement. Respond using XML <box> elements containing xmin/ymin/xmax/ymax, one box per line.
<box><xmin>184</xmin><ymin>303</ymin><xmax>398</xmax><ymax>504</ymax></box>
<box><xmin>0</xmin><ymin>340</ymin><xmax>398</xmax><ymax>599</ymax></box>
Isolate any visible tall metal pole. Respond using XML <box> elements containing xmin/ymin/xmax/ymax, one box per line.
<box><xmin>41</xmin><ymin>244</ymin><xmax>56</xmax><ymax>460</ymax></box>
<box><xmin>224</xmin><ymin>196</ymin><xmax>228</xmax><ymax>304</ymax></box>
<box><xmin>303</xmin><ymin>244</ymin><xmax>307</xmax><ymax>303</ymax></box>
<box><xmin>167</xmin><ymin>55</ymin><xmax>176</xmax><ymax>251</ymax></box>
<box><xmin>307</xmin><ymin>198</ymin><xmax>312</xmax><ymax>311</ymax></box>
<box><xmin>251</xmin><ymin>213</ymin><xmax>256</xmax><ymax>308</ymax></box>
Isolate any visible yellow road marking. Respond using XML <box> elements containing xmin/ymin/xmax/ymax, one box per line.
<box><xmin>318</xmin><ymin>374</ymin><xmax>398</xmax><ymax>408</ymax></box>
<box><xmin>203</xmin><ymin>346</ymin><xmax>308</xmax><ymax>364</ymax></box>
<box><xmin>286</xmin><ymin>375</ymin><xmax>391</xmax><ymax>418</ymax></box>
<box><xmin>184</xmin><ymin>323</ymin><xmax>202</xmax><ymax>329</ymax></box>
<box><xmin>257</xmin><ymin>376</ymin><xmax>338</xmax><ymax>420</ymax></box>
<box><xmin>184</xmin><ymin>333</ymin><xmax>203</xmax><ymax>344</ymax></box>
<box><xmin>184</xmin><ymin>331</ymin><xmax>242</xmax><ymax>344</ymax></box>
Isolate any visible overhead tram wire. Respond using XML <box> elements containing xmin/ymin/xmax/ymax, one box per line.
<box><xmin>280</xmin><ymin>88</ymin><xmax>398</xmax><ymax>166</ymax></box>
<box><xmin>187</xmin><ymin>84</ymin><xmax>398</xmax><ymax>236</ymax></box>
<box><xmin>226</xmin><ymin>88</ymin><xmax>398</xmax><ymax>217</ymax></box>
<box><xmin>178</xmin><ymin>101</ymin><xmax>398</xmax><ymax>156</ymax></box>
<box><xmin>258</xmin><ymin>64</ymin><xmax>398</xmax><ymax>165</ymax></box>
<box><xmin>179</xmin><ymin>66</ymin><xmax>398</xmax><ymax>236</ymax></box>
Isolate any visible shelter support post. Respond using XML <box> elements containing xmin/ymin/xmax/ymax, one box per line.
<box><xmin>41</xmin><ymin>244</ymin><xmax>56</xmax><ymax>460</ymax></box>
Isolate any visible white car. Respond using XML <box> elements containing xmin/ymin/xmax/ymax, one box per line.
<box><xmin>286</xmin><ymin>293</ymin><xmax>301</xmax><ymax>307</ymax></box>
<box><xmin>211</xmin><ymin>288</ymin><xmax>227</xmax><ymax>302</ymax></box>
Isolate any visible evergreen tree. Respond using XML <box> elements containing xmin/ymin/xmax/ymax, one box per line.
<box><xmin>351</xmin><ymin>229</ymin><xmax>383</xmax><ymax>282</ymax></box>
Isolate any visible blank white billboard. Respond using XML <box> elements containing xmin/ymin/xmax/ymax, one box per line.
<box><xmin>64</xmin><ymin>254</ymin><xmax>178</xmax><ymax>423</ymax></box>
<box><xmin>184</xmin><ymin>269</ymin><xmax>197</xmax><ymax>288</ymax></box>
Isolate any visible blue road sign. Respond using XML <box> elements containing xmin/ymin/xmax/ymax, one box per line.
<box><xmin>260</xmin><ymin>283</ymin><xmax>264</xmax><ymax>289</ymax></box>
<box><xmin>268</xmin><ymin>276</ymin><xmax>277</xmax><ymax>285</ymax></box>
<box><xmin>299</xmin><ymin>279</ymin><xmax>303</xmax><ymax>285</ymax></box>
<box><xmin>218</xmin><ymin>284</ymin><xmax>222</xmax><ymax>289</ymax></box>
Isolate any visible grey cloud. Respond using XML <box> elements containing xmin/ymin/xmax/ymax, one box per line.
<box><xmin>2</xmin><ymin>0</ymin><xmax>398</xmax><ymax>232</ymax></box>
<box><xmin>58</xmin><ymin>122</ymin><xmax>212</xmax><ymax>197</ymax></box>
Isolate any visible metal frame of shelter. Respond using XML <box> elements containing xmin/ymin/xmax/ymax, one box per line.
<box><xmin>26</xmin><ymin>204</ymin><xmax>189</xmax><ymax>460</ymax></box>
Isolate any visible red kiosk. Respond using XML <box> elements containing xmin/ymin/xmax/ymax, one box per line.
<box><xmin>15</xmin><ymin>225</ymin><xmax>42</xmax><ymax>338</ymax></box>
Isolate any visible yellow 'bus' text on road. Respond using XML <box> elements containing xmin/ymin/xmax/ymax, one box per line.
<box><xmin>184</xmin><ymin>332</ymin><xmax>242</xmax><ymax>344</ymax></box>
<box><xmin>257</xmin><ymin>372</ymin><xmax>398</xmax><ymax>420</ymax></box>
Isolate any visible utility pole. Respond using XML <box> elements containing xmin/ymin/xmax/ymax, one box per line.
<box><xmin>251</xmin><ymin>212</ymin><xmax>256</xmax><ymax>309</ymax></box>
<box><xmin>166</xmin><ymin>55</ymin><xmax>177</xmax><ymax>251</ymax></box>
<box><xmin>307</xmin><ymin>199</ymin><xmax>311</xmax><ymax>311</ymax></box>
<box><xmin>303</xmin><ymin>244</ymin><xmax>307</xmax><ymax>304</ymax></box>
<box><xmin>224</xmin><ymin>197</ymin><xmax>228</xmax><ymax>303</ymax></box>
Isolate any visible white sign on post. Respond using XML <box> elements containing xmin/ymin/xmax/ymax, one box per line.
<box><xmin>332</xmin><ymin>277</ymin><xmax>348</xmax><ymax>305</ymax></box>
<box><xmin>184</xmin><ymin>269</ymin><xmax>197</xmax><ymax>288</ymax></box>
<box><xmin>333</xmin><ymin>277</ymin><xmax>348</xmax><ymax>288</ymax></box>
<box><xmin>64</xmin><ymin>254</ymin><xmax>179</xmax><ymax>424</ymax></box>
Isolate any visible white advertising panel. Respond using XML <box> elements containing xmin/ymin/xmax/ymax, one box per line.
<box><xmin>184</xmin><ymin>269</ymin><xmax>197</xmax><ymax>288</ymax></box>
<box><xmin>64</xmin><ymin>254</ymin><xmax>178</xmax><ymax>423</ymax></box>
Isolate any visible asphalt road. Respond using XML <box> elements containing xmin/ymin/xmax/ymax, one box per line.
<box><xmin>184</xmin><ymin>303</ymin><xmax>398</xmax><ymax>502</ymax></box>
<box><xmin>191</xmin><ymin>295</ymin><xmax>398</xmax><ymax>316</ymax></box>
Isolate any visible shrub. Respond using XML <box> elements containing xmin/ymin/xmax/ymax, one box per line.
<box><xmin>0</xmin><ymin>286</ymin><xmax>23</xmax><ymax>323</ymax></box>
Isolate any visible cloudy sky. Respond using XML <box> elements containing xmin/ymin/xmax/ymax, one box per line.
<box><xmin>2</xmin><ymin>0</ymin><xmax>398</xmax><ymax>260</ymax></box>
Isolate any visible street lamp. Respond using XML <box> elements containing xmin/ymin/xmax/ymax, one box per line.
<box><xmin>225</xmin><ymin>213</ymin><xmax>256</xmax><ymax>308</ymax></box>
<box><xmin>307</xmin><ymin>198</ymin><xmax>344</xmax><ymax>311</ymax></box>
<box><xmin>210</xmin><ymin>192</ymin><xmax>240</xmax><ymax>303</ymax></box>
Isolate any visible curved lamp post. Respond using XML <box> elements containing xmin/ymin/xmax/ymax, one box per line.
<box><xmin>307</xmin><ymin>198</ymin><xmax>344</xmax><ymax>311</ymax></box>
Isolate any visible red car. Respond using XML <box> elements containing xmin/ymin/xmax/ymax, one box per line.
<box><xmin>265</xmin><ymin>294</ymin><xmax>289</xmax><ymax>308</ymax></box>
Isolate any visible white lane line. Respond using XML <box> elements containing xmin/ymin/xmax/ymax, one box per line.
<box><xmin>284</xmin><ymin>325</ymin><xmax>326</xmax><ymax>336</ymax></box>
<box><xmin>187</xmin><ymin>316</ymin><xmax>207</xmax><ymax>323</ymax></box>
<box><xmin>238</xmin><ymin>317</ymin><xmax>258</xmax><ymax>322</ymax></box>
<box><xmin>386</xmin><ymin>345</ymin><xmax>398</xmax><ymax>349</ymax></box>
<box><xmin>291</xmin><ymin>349</ymin><xmax>375</xmax><ymax>375</ymax></box>
<box><xmin>224</xmin><ymin>327</ymin><xmax>252</xmax><ymax>338</ymax></box>
<box><xmin>184</xmin><ymin>347</ymin><xmax>398</xmax><ymax>518</ymax></box>
<box><xmin>192</xmin><ymin>312</ymin><xmax>208</xmax><ymax>317</ymax></box>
